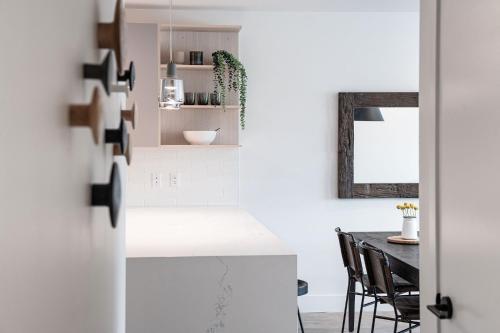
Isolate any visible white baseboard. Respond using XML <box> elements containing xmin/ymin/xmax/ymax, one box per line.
<box><xmin>298</xmin><ymin>294</ymin><xmax>393</xmax><ymax>313</ymax></box>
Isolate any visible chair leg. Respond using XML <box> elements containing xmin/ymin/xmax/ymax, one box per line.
<box><xmin>298</xmin><ymin>307</ymin><xmax>305</xmax><ymax>333</ymax></box>
<box><xmin>370</xmin><ymin>295</ymin><xmax>378</xmax><ymax>333</ymax></box>
<box><xmin>408</xmin><ymin>292</ymin><xmax>412</xmax><ymax>333</ymax></box>
<box><xmin>341</xmin><ymin>279</ymin><xmax>351</xmax><ymax>333</ymax></box>
<box><xmin>356</xmin><ymin>291</ymin><xmax>365</xmax><ymax>333</ymax></box>
<box><xmin>393</xmin><ymin>306</ymin><xmax>399</xmax><ymax>333</ymax></box>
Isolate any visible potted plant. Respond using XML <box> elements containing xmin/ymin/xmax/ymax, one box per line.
<box><xmin>396</xmin><ymin>203</ymin><xmax>419</xmax><ymax>240</ymax></box>
<box><xmin>212</xmin><ymin>50</ymin><xmax>248</xmax><ymax>129</ymax></box>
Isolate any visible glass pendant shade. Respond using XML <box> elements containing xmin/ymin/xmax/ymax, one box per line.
<box><xmin>159</xmin><ymin>64</ymin><xmax>184</xmax><ymax>110</ymax></box>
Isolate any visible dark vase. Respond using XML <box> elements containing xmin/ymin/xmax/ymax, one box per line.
<box><xmin>197</xmin><ymin>92</ymin><xmax>209</xmax><ymax>105</ymax></box>
<box><xmin>184</xmin><ymin>92</ymin><xmax>195</xmax><ymax>105</ymax></box>
<box><xmin>210</xmin><ymin>93</ymin><xmax>221</xmax><ymax>106</ymax></box>
<box><xmin>189</xmin><ymin>51</ymin><xmax>204</xmax><ymax>65</ymax></box>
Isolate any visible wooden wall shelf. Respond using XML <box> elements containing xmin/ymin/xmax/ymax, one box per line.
<box><xmin>160</xmin><ymin>64</ymin><xmax>214</xmax><ymax>70</ymax></box>
<box><xmin>160</xmin><ymin>145</ymin><xmax>241</xmax><ymax>149</ymax></box>
<box><xmin>178</xmin><ymin>105</ymin><xmax>239</xmax><ymax>110</ymax></box>
<box><xmin>159</xmin><ymin>24</ymin><xmax>241</xmax><ymax>33</ymax></box>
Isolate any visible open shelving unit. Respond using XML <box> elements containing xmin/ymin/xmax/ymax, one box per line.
<box><xmin>158</xmin><ymin>24</ymin><xmax>241</xmax><ymax>147</ymax></box>
<box><xmin>160</xmin><ymin>64</ymin><xmax>214</xmax><ymax>71</ymax></box>
<box><xmin>126</xmin><ymin>23</ymin><xmax>241</xmax><ymax>148</ymax></box>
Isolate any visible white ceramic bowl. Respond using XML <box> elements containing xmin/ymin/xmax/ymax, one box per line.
<box><xmin>183</xmin><ymin>131</ymin><xmax>217</xmax><ymax>145</ymax></box>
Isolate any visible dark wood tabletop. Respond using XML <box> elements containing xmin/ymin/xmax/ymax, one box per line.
<box><xmin>351</xmin><ymin>231</ymin><xmax>419</xmax><ymax>287</ymax></box>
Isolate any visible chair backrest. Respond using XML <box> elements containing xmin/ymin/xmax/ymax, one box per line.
<box><xmin>335</xmin><ymin>227</ymin><xmax>364</xmax><ymax>280</ymax></box>
<box><xmin>359</xmin><ymin>241</ymin><xmax>395</xmax><ymax>297</ymax></box>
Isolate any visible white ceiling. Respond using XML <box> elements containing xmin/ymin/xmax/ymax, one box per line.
<box><xmin>125</xmin><ymin>0</ymin><xmax>419</xmax><ymax>12</ymax></box>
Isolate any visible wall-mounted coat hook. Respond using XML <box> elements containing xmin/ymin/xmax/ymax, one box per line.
<box><xmin>69</xmin><ymin>87</ymin><xmax>101</xmax><ymax>144</ymax></box>
<box><xmin>110</xmin><ymin>83</ymin><xmax>129</xmax><ymax>97</ymax></box>
<box><xmin>97</xmin><ymin>0</ymin><xmax>125</xmax><ymax>72</ymax></box>
<box><xmin>117</xmin><ymin>61</ymin><xmax>135</xmax><ymax>91</ymax></box>
<box><xmin>91</xmin><ymin>162</ymin><xmax>121</xmax><ymax>228</ymax></box>
<box><xmin>121</xmin><ymin>103</ymin><xmax>137</xmax><ymax>129</ymax></box>
<box><xmin>83</xmin><ymin>51</ymin><xmax>112</xmax><ymax>95</ymax></box>
<box><xmin>114</xmin><ymin>134</ymin><xmax>132</xmax><ymax>165</ymax></box>
<box><xmin>105</xmin><ymin>119</ymin><xmax>128</xmax><ymax>155</ymax></box>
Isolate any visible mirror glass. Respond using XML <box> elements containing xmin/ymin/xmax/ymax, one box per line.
<box><xmin>353</xmin><ymin>107</ymin><xmax>419</xmax><ymax>183</ymax></box>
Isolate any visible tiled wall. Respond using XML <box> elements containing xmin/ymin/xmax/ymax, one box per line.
<box><xmin>127</xmin><ymin>148</ymin><xmax>239</xmax><ymax>206</ymax></box>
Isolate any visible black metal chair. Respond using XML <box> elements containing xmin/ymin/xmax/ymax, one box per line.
<box><xmin>359</xmin><ymin>241</ymin><xmax>420</xmax><ymax>333</ymax></box>
<box><xmin>335</xmin><ymin>228</ymin><xmax>417</xmax><ymax>333</ymax></box>
<box><xmin>297</xmin><ymin>279</ymin><xmax>308</xmax><ymax>333</ymax></box>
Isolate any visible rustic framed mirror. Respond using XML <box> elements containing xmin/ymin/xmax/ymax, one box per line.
<box><xmin>338</xmin><ymin>92</ymin><xmax>419</xmax><ymax>198</ymax></box>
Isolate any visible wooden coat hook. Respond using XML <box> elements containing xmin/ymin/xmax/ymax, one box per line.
<box><xmin>69</xmin><ymin>87</ymin><xmax>101</xmax><ymax>144</ymax></box>
<box><xmin>121</xmin><ymin>103</ymin><xmax>137</xmax><ymax>129</ymax></box>
<box><xmin>83</xmin><ymin>51</ymin><xmax>112</xmax><ymax>95</ymax></box>
<box><xmin>92</xmin><ymin>162</ymin><xmax>121</xmax><ymax>228</ymax></box>
<box><xmin>105</xmin><ymin>119</ymin><xmax>128</xmax><ymax>155</ymax></box>
<box><xmin>114</xmin><ymin>134</ymin><xmax>132</xmax><ymax>165</ymax></box>
<box><xmin>97</xmin><ymin>0</ymin><xmax>125</xmax><ymax>72</ymax></box>
<box><xmin>117</xmin><ymin>61</ymin><xmax>135</xmax><ymax>91</ymax></box>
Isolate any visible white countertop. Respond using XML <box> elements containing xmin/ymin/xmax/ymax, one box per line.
<box><xmin>126</xmin><ymin>207</ymin><xmax>296</xmax><ymax>258</ymax></box>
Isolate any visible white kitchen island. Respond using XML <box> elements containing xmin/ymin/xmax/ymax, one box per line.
<box><xmin>126</xmin><ymin>207</ymin><xmax>297</xmax><ymax>333</ymax></box>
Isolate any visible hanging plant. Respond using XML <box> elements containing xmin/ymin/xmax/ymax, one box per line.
<box><xmin>212</xmin><ymin>50</ymin><xmax>248</xmax><ymax>129</ymax></box>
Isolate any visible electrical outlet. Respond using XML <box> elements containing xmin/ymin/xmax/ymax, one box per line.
<box><xmin>170</xmin><ymin>172</ymin><xmax>179</xmax><ymax>187</ymax></box>
<box><xmin>151</xmin><ymin>173</ymin><xmax>162</xmax><ymax>188</ymax></box>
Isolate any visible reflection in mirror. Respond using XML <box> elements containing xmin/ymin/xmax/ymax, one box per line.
<box><xmin>354</xmin><ymin>107</ymin><xmax>419</xmax><ymax>184</ymax></box>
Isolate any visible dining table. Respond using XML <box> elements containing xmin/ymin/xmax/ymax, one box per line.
<box><xmin>348</xmin><ymin>231</ymin><xmax>420</xmax><ymax>332</ymax></box>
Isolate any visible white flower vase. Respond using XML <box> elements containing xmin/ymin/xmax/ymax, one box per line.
<box><xmin>401</xmin><ymin>217</ymin><xmax>419</xmax><ymax>240</ymax></box>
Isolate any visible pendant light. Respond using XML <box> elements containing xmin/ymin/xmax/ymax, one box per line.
<box><xmin>158</xmin><ymin>0</ymin><xmax>184</xmax><ymax>110</ymax></box>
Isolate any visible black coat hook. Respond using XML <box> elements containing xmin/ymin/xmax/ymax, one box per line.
<box><xmin>105</xmin><ymin>119</ymin><xmax>128</xmax><ymax>155</ymax></box>
<box><xmin>83</xmin><ymin>51</ymin><xmax>112</xmax><ymax>95</ymax></box>
<box><xmin>92</xmin><ymin>162</ymin><xmax>121</xmax><ymax>228</ymax></box>
<box><xmin>117</xmin><ymin>61</ymin><xmax>135</xmax><ymax>91</ymax></box>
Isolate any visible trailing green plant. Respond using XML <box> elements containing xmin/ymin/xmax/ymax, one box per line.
<box><xmin>212</xmin><ymin>50</ymin><xmax>248</xmax><ymax>129</ymax></box>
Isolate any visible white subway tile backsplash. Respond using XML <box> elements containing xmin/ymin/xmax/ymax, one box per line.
<box><xmin>126</xmin><ymin>148</ymin><xmax>239</xmax><ymax>207</ymax></box>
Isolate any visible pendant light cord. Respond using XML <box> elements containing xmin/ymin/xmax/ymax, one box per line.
<box><xmin>169</xmin><ymin>0</ymin><xmax>173</xmax><ymax>63</ymax></box>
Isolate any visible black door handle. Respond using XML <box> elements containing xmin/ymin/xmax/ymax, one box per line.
<box><xmin>427</xmin><ymin>293</ymin><xmax>453</xmax><ymax>319</ymax></box>
<box><xmin>92</xmin><ymin>162</ymin><xmax>121</xmax><ymax>228</ymax></box>
<box><xmin>117</xmin><ymin>61</ymin><xmax>135</xmax><ymax>91</ymax></box>
<box><xmin>83</xmin><ymin>51</ymin><xmax>112</xmax><ymax>95</ymax></box>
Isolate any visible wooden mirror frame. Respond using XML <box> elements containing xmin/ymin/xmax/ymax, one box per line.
<box><xmin>338</xmin><ymin>92</ymin><xmax>419</xmax><ymax>198</ymax></box>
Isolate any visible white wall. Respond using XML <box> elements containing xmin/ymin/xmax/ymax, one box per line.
<box><xmin>0</xmin><ymin>1</ymin><xmax>125</xmax><ymax>332</ymax></box>
<box><xmin>126</xmin><ymin>8</ymin><xmax>419</xmax><ymax>312</ymax></box>
<box><xmin>128</xmin><ymin>148</ymin><xmax>239</xmax><ymax>206</ymax></box>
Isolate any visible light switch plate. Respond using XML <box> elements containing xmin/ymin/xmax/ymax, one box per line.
<box><xmin>170</xmin><ymin>173</ymin><xmax>179</xmax><ymax>187</ymax></box>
